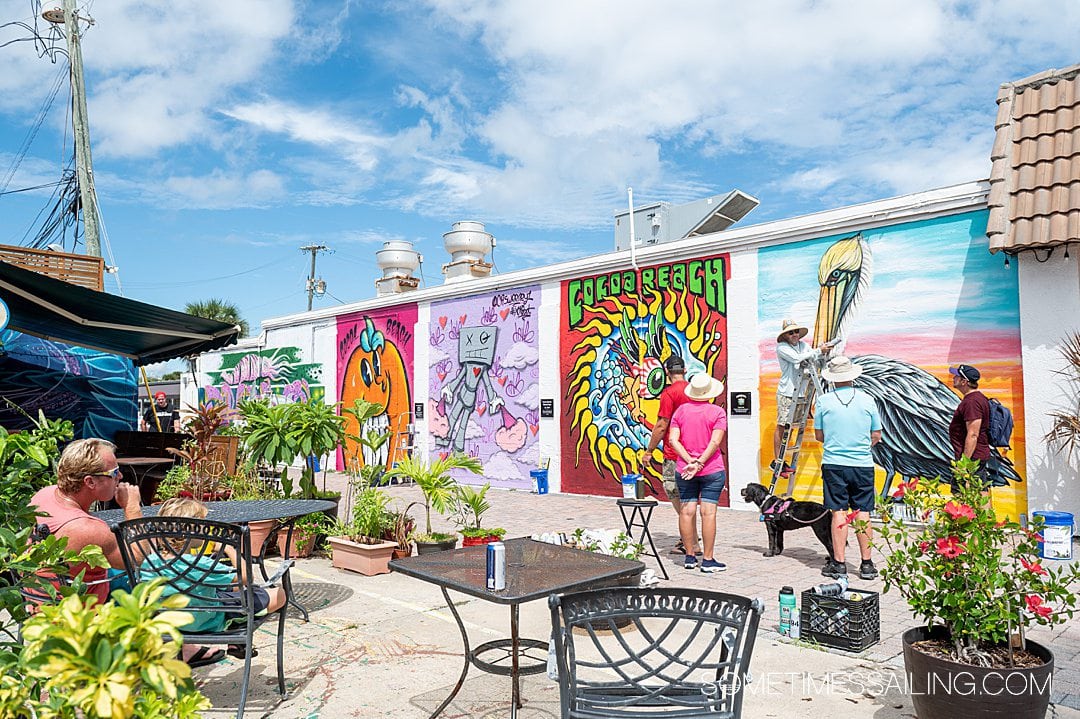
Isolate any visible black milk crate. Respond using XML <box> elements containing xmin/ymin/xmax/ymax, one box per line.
<box><xmin>800</xmin><ymin>588</ymin><xmax>879</xmax><ymax>651</ymax></box>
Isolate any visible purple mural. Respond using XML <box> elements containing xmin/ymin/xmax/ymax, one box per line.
<box><xmin>429</xmin><ymin>287</ymin><xmax>540</xmax><ymax>488</ymax></box>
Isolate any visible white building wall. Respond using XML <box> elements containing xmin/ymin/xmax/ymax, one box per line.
<box><xmin>1018</xmin><ymin>252</ymin><xmax>1080</xmax><ymax>528</ymax></box>
<box><xmin>413</xmin><ymin>302</ymin><xmax>431</xmax><ymax>457</ymax></box>
<box><xmin>538</xmin><ymin>280</ymin><xmax>563</xmax><ymax>492</ymax></box>
<box><xmin>725</xmin><ymin>248</ymin><xmax>761</xmax><ymax>509</ymax></box>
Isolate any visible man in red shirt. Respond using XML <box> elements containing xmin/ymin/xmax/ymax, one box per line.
<box><xmin>644</xmin><ymin>356</ymin><xmax>697</xmax><ymax>555</ymax></box>
<box><xmin>947</xmin><ymin>363</ymin><xmax>991</xmax><ymax>489</ymax></box>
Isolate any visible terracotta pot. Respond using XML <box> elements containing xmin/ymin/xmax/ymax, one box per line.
<box><xmin>247</xmin><ymin>519</ymin><xmax>277</xmax><ymax>556</ymax></box>
<box><xmin>391</xmin><ymin>547</ymin><xmax>412</xmax><ymax>560</ymax></box>
<box><xmin>277</xmin><ymin>528</ymin><xmax>317</xmax><ymax>558</ymax></box>
<box><xmin>328</xmin><ymin>536</ymin><xmax>397</xmax><ymax>576</ymax></box>
<box><xmin>902</xmin><ymin>626</ymin><xmax>1054</xmax><ymax>719</ymax></box>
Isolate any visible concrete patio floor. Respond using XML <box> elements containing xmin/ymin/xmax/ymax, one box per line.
<box><xmin>191</xmin><ymin>478</ymin><xmax>1080</xmax><ymax>718</ymax></box>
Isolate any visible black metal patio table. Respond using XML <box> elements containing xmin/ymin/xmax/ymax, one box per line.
<box><xmin>95</xmin><ymin>498</ymin><xmax>336</xmax><ymax>619</ymax></box>
<box><xmin>390</xmin><ymin>537</ymin><xmax>644</xmax><ymax>719</ymax></box>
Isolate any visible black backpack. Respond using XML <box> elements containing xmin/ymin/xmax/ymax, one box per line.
<box><xmin>987</xmin><ymin>398</ymin><xmax>1014</xmax><ymax>448</ymax></box>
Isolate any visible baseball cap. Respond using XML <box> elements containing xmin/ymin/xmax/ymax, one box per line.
<box><xmin>949</xmin><ymin>364</ymin><xmax>981</xmax><ymax>383</ymax></box>
<box><xmin>154</xmin><ymin>391</ymin><xmax>167</xmax><ymax>399</ymax></box>
<box><xmin>664</xmin><ymin>356</ymin><xmax>686</xmax><ymax>372</ymax></box>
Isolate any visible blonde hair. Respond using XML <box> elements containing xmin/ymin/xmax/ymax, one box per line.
<box><xmin>156</xmin><ymin>498</ymin><xmax>209</xmax><ymax>553</ymax></box>
<box><xmin>157</xmin><ymin>497</ymin><xmax>208</xmax><ymax>520</ymax></box>
<box><xmin>57</xmin><ymin>438</ymin><xmax>116</xmax><ymax>494</ymax></box>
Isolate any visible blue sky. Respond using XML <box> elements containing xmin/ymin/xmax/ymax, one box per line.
<box><xmin>0</xmin><ymin>1</ymin><xmax>1076</xmax><ymax>358</ymax></box>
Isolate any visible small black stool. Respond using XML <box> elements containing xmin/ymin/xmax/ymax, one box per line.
<box><xmin>616</xmin><ymin>498</ymin><xmax>669</xmax><ymax>580</ymax></box>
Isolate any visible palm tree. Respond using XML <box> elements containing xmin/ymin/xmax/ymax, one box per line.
<box><xmin>184</xmin><ymin>298</ymin><xmax>250</xmax><ymax>337</ymax></box>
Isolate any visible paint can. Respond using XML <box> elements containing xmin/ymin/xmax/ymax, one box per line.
<box><xmin>621</xmin><ymin>474</ymin><xmax>640</xmax><ymax>499</ymax></box>
<box><xmin>1033</xmin><ymin>511</ymin><xmax>1074</xmax><ymax>560</ymax></box>
<box><xmin>530</xmin><ymin>469</ymin><xmax>549</xmax><ymax>495</ymax></box>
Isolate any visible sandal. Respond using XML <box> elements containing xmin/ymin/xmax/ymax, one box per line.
<box><xmin>226</xmin><ymin>644</ymin><xmax>258</xmax><ymax>659</ymax></box>
<box><xmin>186</xmin><ymin>646</ymin><xmax>226</xmax><ymax>668</ymax></box>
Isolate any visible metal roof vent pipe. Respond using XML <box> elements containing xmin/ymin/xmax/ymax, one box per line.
<box><xmin>442</xmin><ymin>220</ymin><xmax>494</xmax><ymax>283</ymax></box>
<box><xmin>374</xmin><ymin>239</ymin><xmax>422</xmax><ymax>296</ymax></box>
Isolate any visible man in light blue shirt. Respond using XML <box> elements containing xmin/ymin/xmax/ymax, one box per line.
<box><xmin>814</xmin><ymin>356</ymin><xmax>882</xmax><ymax>581</ymax></box>
<box><xmin>773</xmin><ymin>319</ymin><xmax>828</xmax><ymax>475</ymax></box>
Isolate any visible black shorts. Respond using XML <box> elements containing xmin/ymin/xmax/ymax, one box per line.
<box><xmin>217</xmin><ymin>586</ymin><xmax>272</xmax><ymax>620</ymax></box>
<box><xmin>821</xmin><ymin>464</ymin><xmax>876</xmax><ymax>512</ymax></box>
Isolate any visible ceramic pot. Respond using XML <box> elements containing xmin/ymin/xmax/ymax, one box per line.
<box><xmin>276</xmin><ymin>528</ymin><xmax>317</xmax><ymax>558</ymax></box>
<box><xmin>461</xmin><ymin>534</ymin><xmax>502</xmax><ymax>547</ymax></box>
<box><xmin>902</xmin><ymin>626</ymin><xmax>1053</xmax><ymax>719</ymax></box>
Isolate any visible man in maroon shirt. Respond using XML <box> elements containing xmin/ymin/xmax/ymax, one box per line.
<box><xmin>948</xmin><ymin>363</ymin><xmax>991</xmax><ymax>489</ymax></box>
<box><xmin>644</xmin><ymin>355</ymin><xmax>698</xmax><ymax>555</ymax></box>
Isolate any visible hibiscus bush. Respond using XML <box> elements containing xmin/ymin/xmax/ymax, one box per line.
<box><xmin>874</xmin><ymin>457</ymin><xmax>1080</xmax><ymax>666</ymax></box>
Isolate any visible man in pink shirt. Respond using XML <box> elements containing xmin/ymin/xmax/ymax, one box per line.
<box><xmin>669</xmin><ymin>373</ymin><xmax>728</xmax><ymax>573</ymax></box>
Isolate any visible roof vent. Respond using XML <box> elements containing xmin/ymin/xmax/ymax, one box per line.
<box><xmin>375</xmin><ymin>240</ymin><xmax>422</xmax><ymax>296</ymax></box>
<box><xmin>442</xmin><ymin>221</ymin><xmax>494</xmax><ymax>283</ymax></box>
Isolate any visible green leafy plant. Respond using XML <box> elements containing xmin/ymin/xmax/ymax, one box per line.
<box><xmin>1044</xmin><ymin>331</ymin><xmax>1080</xmax><ymax>462</ymax></box>
<box><xmin>288</xmin><ymin>399</ymin><xmax>345</xmax><ymax>499</ymax></box>
<box><xmin>168</xmin><ymin>401</ymin><xmax>234</xmax><ymax>499</ymax></box>
<box><xmin>341</xmin><ymin>399</ymin><xmax>390</xmax><ymax>511</ymax></box>
<box><xmin>155</xmin><ymin>464</ymin><xmax>191</xmax><ymax>503</ymax></box>
<box><xmin>385</xmin><ymin>505</ymin><xmax>417</xmax><ymax>552</ymax></box>
<box><xmin>0</xmin><ymin>578</ymin><xmax>210</xmax><ymax>718</ymax></box>
<box><xmin>0</xmin><ymin>408</ymin><xmax>74</xmax><ymax>529</ymax></box>
<box><xmin>569</xmin><ymin>528</ymin><xmax>643</xmax><ymax>560</ymax></box>
<box><xmin>227</xmin><ymin>465</ymin><xmax>284</xmax><ymax>501</ymax></box>
<box><xmin>332</xmin><ymin>486</ymin><xmax>392</xmax><ymax>544</ymax></box>
<box><xmin>875</xmin><ymin>457</ymin><xmax>1080</xmax><ymax>666</ymax></box>
<box><xmin>386</xmin><ymin>453</ymin><xmax>483</xmax><ymax>538</ymax></box>
<box><xmin>451</xmin><ymin>482</ymin><xmax>506</xmax><ymax>539</ymax></box>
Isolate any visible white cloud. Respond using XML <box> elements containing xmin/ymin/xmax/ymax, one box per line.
<box><xmin>501</xmin><ymin>343</ymin><xmax>537</xmax><ymax>369</ymax></box>
<box><xmin>160</xmin><ymin>169</ymin><xmax>286</xmax><ymax>209</ymax></box>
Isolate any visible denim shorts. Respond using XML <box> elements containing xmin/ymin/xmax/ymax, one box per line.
<box><xmin>676</xmin><ymin>469</ymin><xmax>727</xmax><ymax>505</ymax></box>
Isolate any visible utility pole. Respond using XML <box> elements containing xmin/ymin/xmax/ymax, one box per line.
<box><xmin>300</xmin><ymin>244</ymin><xmax>328</xmax><ymax>311</ymax></box>
<box><xmin>45</xmin><ymin>0</ymin><xmax>101</xmax><ymax>257</ymax></box>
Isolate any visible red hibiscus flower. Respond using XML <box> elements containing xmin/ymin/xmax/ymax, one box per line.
<box><xmin>918</xmin><ymin>541</ymin><xmax>930</xmax><ymax>553</ymax></box>
<box><xmin>935</xmin><ymin>536</ymin><xmax>966</xmax><ymax>558</ymax></box>
<box><xmin>943</xmin><ymin>501</ymin><xmax>976</xmax><ymax>522</ymax></box>
<box><xmin>892</xmin><ymin>479</ymin><xmax>919</xmax><ymax>499</ymax></box>
<box><xmin>839</xmin><ymin>510</ymin><xmax>860</xmax><ymax>528</ymax></box>
<box><xmin>1025</xmin><ymin>594</ymin><xmax>1053</xmax><ymax>619</ymax></box>
<box><xmin>1021</xmin><ymin>558</ymin><xmax>1048</xmax><ymax>576</ymax></box>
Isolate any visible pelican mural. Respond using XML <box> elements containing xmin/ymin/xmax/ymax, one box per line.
<box><xmin>811</xmin><ymin>234</ymin><xmax>1020</xmax><ymax>495</ymax></box>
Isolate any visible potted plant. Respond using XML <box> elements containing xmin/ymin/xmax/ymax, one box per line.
<box><xmin>384</xmin><ymin>504</ymin><xmax>416</xmax><ymax>559</ymax></box>
<box><xmin>278</xmin><ymin>511</ymin><xmax>332</xmax><ymax>558</ymax></box>
<box><xmin>386</xmin><ymin>453</ymin><xmax>483</xmax><ymax>554</ymax></box>
<box><xmin>327</xmin><ymin>483</ymin><xmax>397</xmax><ymax>575</ymax></box>
<box><xmin>226</xmin><ymin>465</ymin><xmax>286</xmax><ymax>553</ymax></box>
<box><xmin>875</xmin><ymin>457</ymin><xmax>1080</xmax><ymax>719</ymax></box>
<box><xmin>452</xmin><ymin>483</ymin><xmax>506</xmax><ymax>546</ymax></box>
<box><xmin>288</xmin><ymin>398</ymin><xmax>345</xmax><ymax>501</ymax></box>
<box><xmin>168</xmin><ymin>401</ymin><xmax>234</xmax><ymax>501</ymax></box>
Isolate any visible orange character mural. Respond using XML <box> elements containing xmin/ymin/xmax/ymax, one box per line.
<box><xmin>337</xmin><ymin>309</ymin><xmax>415</xmax><ymax>472</ymax></box>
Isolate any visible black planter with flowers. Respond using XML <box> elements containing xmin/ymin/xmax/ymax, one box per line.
<box><xmin>876</xmin><ymin>457</ymin><xmax>1080</xmax><ymax>719</ymax></box>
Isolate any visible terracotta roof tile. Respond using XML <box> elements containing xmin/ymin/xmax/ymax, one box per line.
<box><xmin>987</xmin><ymin>63</ymin><xmax>1080</xmax><ymax>254</ymax></box>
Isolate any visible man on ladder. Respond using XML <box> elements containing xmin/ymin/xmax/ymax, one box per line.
<box><xmin>771</xmin><ymin>319</ymin><xmax>829</xmax><ymax>495</ymax></box>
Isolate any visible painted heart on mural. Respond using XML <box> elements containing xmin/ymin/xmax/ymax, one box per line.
<box><xmin>472</xmin><ymin>367</ymin><xmax>482</xmax><ymax>376</ymax></box>
<box><xmin>438</xmin><ymin>316</ymin><xmax>447</xmax><ymax>327</ymax></box>
<box><xmin>437</xmin><ymin>371</ymin><xmax>447</xmax><ymax>382</ymax></box>
<box><xmin>529</xmin><ymin>424</ymin><xmax>539</xmax><ymax>436</ymax></box>
<box><xmin>476</xmin><ymin>403</ymin><xmax>487</xmax><ymax>416</ymax></box>
<box><xmin>459</xmin><ymin>314</ymin><xmax>467</xmax><ymax>324</ymax></box>
<box><xmin>499</xmin><ymin>308</ymin><xmax>510</xmax><ymax>320</ymax></box>
<box><xmin>438</xmin><ymin>451</ymin><xmax>449</xmax><ymax>460</ymax></box>
<box><xmin>497</xmin><ymin>375</ymin><xmax>507</xmax><ymax>385</ymax></box>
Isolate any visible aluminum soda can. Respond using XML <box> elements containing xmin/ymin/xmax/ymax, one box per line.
<box><xmin>812</xmin><ymin>575</ymin><xmax>849</xmax><ymax>596</ymax></box>
<box><xmin>486</xmin><ymin>541</ymin><xmax>506</xmax><ymax>591</ymax></box>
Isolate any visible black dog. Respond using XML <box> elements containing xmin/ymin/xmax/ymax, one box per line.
<box><xmin>740</xmin><ymin>483</ymin><xmax>833</xmax><ymax>558</ymax></box>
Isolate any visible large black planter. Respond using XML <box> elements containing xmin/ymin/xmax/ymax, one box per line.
<box><xmin>902</xmin><ymin>626</ymin><xmax>1054</xmax><ymax>719</ymax></box>
<box><xmin>415</xmin><ymin>536</ymin><xmax>458</xmax><ymax>555</ymax></box>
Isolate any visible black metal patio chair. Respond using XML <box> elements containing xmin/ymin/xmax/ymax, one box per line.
<box><xmin>112</xmin><ymin>516</ymin><xmax>290</xmax><ymax>719</ymax></box>
<box><xmin>549</xmin><ymin>586</ymin><xmax>763</xmax><ymax>719</ymax></box>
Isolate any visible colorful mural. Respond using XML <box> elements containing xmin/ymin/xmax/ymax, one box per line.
<box><xmin>0</xmin><ymin>331</ymin><xmax>138</xmax><ymax>439</ymax></box>
<box><xmin>757</xmin><ymin>211</ymin><xmax>1027</xmax><ymax>518</ymax></box>
<box><xmin>337</xmin><ymin>307</ymin><xmax>416</xmax><ymax>471</ymax></box>
<box><xmin>202</xmin><ymin>346</ymin><xmax>324</xmax><ymax>408</ymax></box>
<box><xmin>429</xmin><ymin>288</ymin><xmax>541</xmax><ymax>488</ymax></box>
<box><xmin>561</xmin><ymin>256</ymin><xmax>730</xmax><ymax>499</ymax></box>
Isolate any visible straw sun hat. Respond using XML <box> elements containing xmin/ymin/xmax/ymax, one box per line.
<box><xmin>683</xmin><ymin>373</ymin><xmax>725</xmax><ymax>401</ymax></box>
<box><xmin>777</xmin><ymin>319</ymin><xmax>809</xmax><ymax>343</ymax></box>
<box><xmin>820</xmin><ymin>356</ymin><xmax>863</xmax><ymax>383</ymax></box>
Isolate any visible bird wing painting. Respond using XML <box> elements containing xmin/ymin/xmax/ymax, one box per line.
<box><xmin>757</xmin><ymin>211</ymin><xmax>1027</xmax><ymax>519</ymax></box>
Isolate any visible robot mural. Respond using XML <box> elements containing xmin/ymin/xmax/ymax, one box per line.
<box><xmin>438</xmin><ymin>326</ymin><xmax>505</xmax><ymax>452</ymax></box>
<box><xmin>560</xmin><ymin>255</ymin><xmax>730</xmax><ymax>498</ymax></box>
<box><xmin>430</xmin><ymin>288</ymin><xmax>540</xmax><ymax>488</ymax></box>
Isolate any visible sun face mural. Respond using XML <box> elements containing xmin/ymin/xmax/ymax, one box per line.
<box><xmin>758</xmin><ymin>212</ymin><xmax>1027</xmax><ymax>518</ymax></box>
<box><xmin>429</xmin><ymin>288</ymin><xmax>540</xmax><ymax>488</ymax></box>
<box><xmin>337</xmin><ymin>308</ymin><xmax>415</xmax><ymax>472</ymax></box>
<box><xmin>561</xmin><ymin>255</ymin><xmax>729</xmax><ymax>498</ymax></box>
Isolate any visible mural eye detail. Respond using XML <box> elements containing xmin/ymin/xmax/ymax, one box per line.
<box><xmin>646</xmin><ymin>367</ymin><xmax>666</xmax><ymax>398</ymax></box>
<box><xmin>360</xmin><ymin>358</ymin><xmax>373</xmax><ymax>387</ymax></box>
<box><xmin>372</xmin><ymin>349</ymin><xmax>382</xmax><ymax>379</ymax></box>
